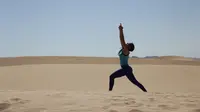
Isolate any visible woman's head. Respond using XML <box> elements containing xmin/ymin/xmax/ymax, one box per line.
<box><xmin>127</xmin><ymin>43</ymin><xmax>135</xmax><ymax>52</ymax></box>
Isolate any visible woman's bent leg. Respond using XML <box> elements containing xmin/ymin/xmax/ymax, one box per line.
<box><xmin>126</xmin><ymin>72</ymin><xmax>147</xmax><ymax>92</ymax></box>
<box><xmin>109</xmin><ymin>68</ymin><xmax>126</xmax><ymax>91</ymax></box>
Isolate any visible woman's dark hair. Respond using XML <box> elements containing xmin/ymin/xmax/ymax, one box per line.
<box><xmin>127</xmin><ymin>43</ymin><xmax>135</xmax><ymax>52</ymax></box>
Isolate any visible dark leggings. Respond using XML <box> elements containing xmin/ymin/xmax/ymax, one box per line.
<box><xmin>109</xmin><ymin>65</ymin><xmax>147</xmax><ymax>92</ymax></box>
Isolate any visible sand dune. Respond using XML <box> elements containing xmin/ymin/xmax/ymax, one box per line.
<box><xmin>0</xmin><ymin>57</ymin><xmax>200</xmax><ymax>112</ymax></box>
<box><xmin>0</xmin><ymin>56</ymin><xmax>200</xmax><ymax>66</ymax></box>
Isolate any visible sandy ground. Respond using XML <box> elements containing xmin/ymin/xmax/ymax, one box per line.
<box><xmin>0</xmin><ymin>57</ymin><xmax>200</xmax><ymax>112</ymax></box>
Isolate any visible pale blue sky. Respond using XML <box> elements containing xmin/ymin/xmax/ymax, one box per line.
<box><xmin>0</xmin><ymin>0</ymin><xmax>200</xmax><ymax>57</ymax></box>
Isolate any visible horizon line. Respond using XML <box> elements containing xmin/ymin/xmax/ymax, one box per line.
<box><xmin>0</xmin><ymin>55</ymin><xmax>199</xmax><ymax>59</ymax></box>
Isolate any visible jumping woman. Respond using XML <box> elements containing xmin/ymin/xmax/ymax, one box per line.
<box><xmin>109</xmin><ymin>23</ymin><xmax>147</xmax><ymax>92</ymax></box>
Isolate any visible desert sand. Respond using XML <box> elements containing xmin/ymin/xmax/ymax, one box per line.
<box><xmin>0</xmin><ymin>56</ymin><xmax>200</xmax><ymax>112</ymax></box>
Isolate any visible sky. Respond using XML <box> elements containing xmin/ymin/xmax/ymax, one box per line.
<box><xmin>0</xmin><ymin>0</ymin><xmax>200</xmax><ymax>58</ymax></box>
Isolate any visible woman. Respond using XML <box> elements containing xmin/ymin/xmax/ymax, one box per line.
<box><xmin>109</xmin><ymin>23</ymin><xmax>147</xmax><ymax>92</ymax></box>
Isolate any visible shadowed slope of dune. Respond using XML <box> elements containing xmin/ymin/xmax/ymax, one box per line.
<box><xmin>0</xmin><ymin>56</ymin><xmax>200</xmax><ymax>67</ymax></box>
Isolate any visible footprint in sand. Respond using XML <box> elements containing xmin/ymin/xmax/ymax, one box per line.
<box><xmin>192</xmin><ymin>109</ymin><xmax>200</xmax><ymax>112</ymax></box>
<box><xmin>184</xmin><ymin>99</ymin><xmax>197</xmax><ymax>102</ymax></box>
<box><xmin>124</xmin><ymin>100</ymin><xmax>136</xmax><ymax>105</ymax></box>
<box><xmin>111</xmin><ymin>98</ymin><xmax>122</xmax><ymax>102</ymax></box>
<box><xmin>109</xmin><ymin>109</ymin><xmax>119</xmax><ymax>112</ymax></box>
<box><xmin>149</xmin><ymin>97</ymin><xmax>155</xmax><ymax>102</ymax></box>
<box><xmin>63</xmin><ymin>101</ymin><xmax>76</xmax><ymax>106</ymax></box>
<box><xmin>185</xmin><ymin>103</ymin><xmax>197</xmax><ymax>108</ymax></box>
<box><xmin>129</xmin><ymin>109</ymin><xmax>143</xmax><ymax>112</ymax></box>
<box><xmin>10</xmin><ymin>97</ymin><xmax>30</xmax><ymax>104</ymax></box>
<box><xmin>0</xmin><ymin>102</ymin><xmax>11</xmax><ymax>111</ymax></box>
<box><xmin>112</xmin><ymin>95</ymin><xmax>123</xmax><ymax>98</ymax></box>
<box><xmin>102</xmin><ymin>105</ymin><xmax>110</xmax><ymax>110</ymax></box>
<box><xmin>180</xmin><ymin>100</ymin><xmax>198</xmax><ymax>108</ymax></box>
<box><xmin>111</xmin><ymin>100</ymin><xmax>137</xmax><ymax>107</ymax></box>
<box><xmin>46</xmin><ymin>92</ymin><xmax>68</xmax><ymax>98</ymax></box>
<box><xmin>158</xmin><ymin>104</ymin><xmax>179</xmax><ymax>110</ymax></box>
<box><xmin>23</xmin><ymin>108</ymin><xmax>47</xmax><ymax>112</ymax></box>
<box><xmin>130</xmin><ymin>103</ymin><xmax>144</xmax><ymax>107</ymax></box>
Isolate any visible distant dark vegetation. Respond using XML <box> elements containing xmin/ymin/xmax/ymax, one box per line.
<box><xmin>132</xmin><ymin>56</ymin><xmax>200</xmax><ymax>60</ymax></box>
<box><xmin>131</xmin><ymin>56</ymin><xmax>159</xmax><ymax>58</ymax></box>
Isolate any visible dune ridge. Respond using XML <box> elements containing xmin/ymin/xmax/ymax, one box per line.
<box><xmin>0</xmin><ymin>56</ymin><xmax>200</xmax><ymax>67</ymax></box>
